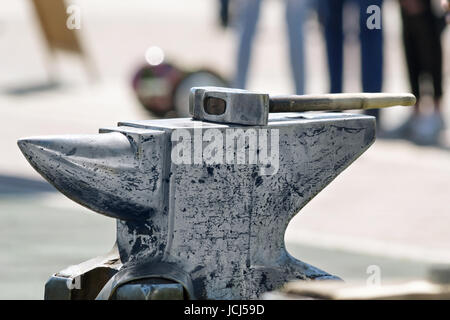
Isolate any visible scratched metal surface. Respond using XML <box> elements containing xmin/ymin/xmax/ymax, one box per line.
<box><xmin>18</xmin><ymin>112</ymin><xmax>375</xmax><ymax>299</ymax></box>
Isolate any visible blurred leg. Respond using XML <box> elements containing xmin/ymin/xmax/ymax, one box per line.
<box><xmin>401</xmin><ymin>15</ymin><xmax>421</xmax><ymax>113</ymax></box>
<box><xmin>233</xmin><ymin>0</ymin><xmax>263</xmax><ymax>89</ymax></box>
<box><xmin>359</xmin><ymin>0</ymin><xmax>384</xmax><ymax>118</ymax></box>
<box><xmin>322</xmin><ymin>0</ymin><xmax>345</xmax><ymax>93</ymax></box>
<box><xmin>402</xmin><ymin>4</ymin><xmax>422</xmax><ymax>113</ymax></box>
<box><xmin>426</xmin><ymin>10</ymin><xmax>443</xmax><ymax>111</ymax></box>
<box><xmin>285</xmin><ymin>0</ymin><xmax>309</xmax><ymax>94</ymax></box>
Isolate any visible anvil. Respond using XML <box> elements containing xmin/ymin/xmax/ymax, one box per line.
<box><xmin>18</xmin><ymin>111</ymin><xmax>375</xmax><ymax>299</ymax></box>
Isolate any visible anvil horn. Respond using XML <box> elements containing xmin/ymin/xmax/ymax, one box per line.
<box><xmin>17</xmin><ymin>132</ymin><xmax>155</xmax><ymax>221</ymax></box>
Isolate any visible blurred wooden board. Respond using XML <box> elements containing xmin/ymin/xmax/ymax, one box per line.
<box><xmin>30</xmin><ymin>0</ymin><xmax>83</xmax><ymax>54</ymax></box>
<box><xmin>265</xmin><ymin>280</ymin><xmax>450</xmax><ymax>300</ymax></box>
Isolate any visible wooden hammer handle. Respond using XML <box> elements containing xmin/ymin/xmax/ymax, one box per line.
<box><xmin>269</xmin><ymin>93</ymin><xmax>416</xmax><ymax>112</ymax></box>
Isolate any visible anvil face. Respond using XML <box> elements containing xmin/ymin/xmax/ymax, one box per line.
<box><xmin>18</xmin><ymin>112</ymin><xmax>375</xmax><ymax>299</ymax></box>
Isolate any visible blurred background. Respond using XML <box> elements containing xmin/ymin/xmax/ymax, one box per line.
<box><xmin>1</xmin><ymin>0</ymin><xmax>449</xmax><ymax>299</ymax></box>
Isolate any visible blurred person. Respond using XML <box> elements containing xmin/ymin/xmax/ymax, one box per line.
<box><xmin>395</xmin><ymin>0</ymin><xmax>446</xmax><ymax>144</ymax></box>
<box><xmin>442</xmin><ymin>0</ymin><xmax>450</xmax><ymax>21</ymax></box>
<box><xmin>318</xmin><ymin>0</ymin><xmax>384</xmax><ymax>122</ymax></box>
<box><xmin>233</xmin><ymin>0</ymin><xmax>312</xmax><ymax>94</ymax></box>
<box><xmin>444</xmin><ymin>0</ymin><xmax>450</xmax><ymax>11</ymax></box>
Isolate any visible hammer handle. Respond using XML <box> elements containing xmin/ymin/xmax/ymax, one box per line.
<box><xmin>269</xmin><ymin>93</ymin><xmax>416</xmax><ymax>112</ymax></box>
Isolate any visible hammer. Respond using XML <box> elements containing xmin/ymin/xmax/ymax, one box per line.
<box><xmin>189</xmin><ymin>87</ymin><xmax>416</xmax><ymax>126</ymax></box>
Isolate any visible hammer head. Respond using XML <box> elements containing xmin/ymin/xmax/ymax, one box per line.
<box><xmin>189</xmin><ymin>87</ymin><xmax>269</xmax><ymax>126</ymax></box>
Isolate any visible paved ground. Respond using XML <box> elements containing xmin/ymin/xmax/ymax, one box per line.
<box><xmin>0</xmin><ymin>0</ymin><xmax>449</xmax><ymax>299</ymax></box>
<box><xmin>0</xmin><ymin>186</ymin><xmax>435</xmax><ymax>299</ymax></box>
